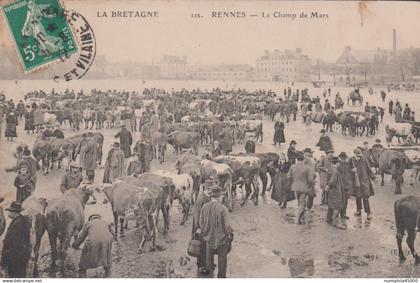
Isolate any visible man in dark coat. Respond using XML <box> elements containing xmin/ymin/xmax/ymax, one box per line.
<box><xmin>316</xmin><ymin>129</ymin><xmax>333</xmax><ymax>153</ymax></box>
<box><xmin>192</xmin><ymin>179</ymin><xmax>212</xmax><ymax>275</ymax></box>
<box><xmin>273</xmin><ymin>121</ymin><xmax>285</xmax><ymax>146</ymax></box>
<box><xmin>115</xmin><ymin>125</ymin><xmax>133</xmax><ymax>158</ymax></box>
<box><xmin>0</xmin><ymin>202</ymin><xmax>31</xmax><ymax>278</ymax></box>
<box><xmin>287</xmin><ymin>140</ymin><xmax>297</xmax><ymax>164</ymax></box>
<box><xmin>199</xmin><ymin>185</ymin><xmax>233</xmax><ymax>278</ymax></box>
<box><xmin>325</xmin><ymin>156</ymin><xmax>347</xmax><ymax>229</ymax></box>
<box><xmin>350</xmin><ymin>148</ymin><xmax>375</xmax><ymax>220</ymax></box>
<box><xmin>338</xmin><ymin>152</ymin><xmax>352</xmax><ymax>223</ymax></box>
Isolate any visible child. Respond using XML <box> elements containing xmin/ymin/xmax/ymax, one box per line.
<box><xmin>13</xmin><ymin>164</ymin><xmax>34</xmax><ymax>203</ymax></box>
<box><xmin>325</xmin><ymin>156</ymin><xmax>347</xmax><ymax>229</ymax></box>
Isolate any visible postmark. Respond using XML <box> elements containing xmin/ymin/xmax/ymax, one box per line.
<box><xmin>52</xmin><ymin>9</ymin><xmax>96</xmax><ymax>82</ymax></box>
<box><xmin>1</xmin><ymin>0</ymin><xmax>78</xmax><ymax>73</ymax></box>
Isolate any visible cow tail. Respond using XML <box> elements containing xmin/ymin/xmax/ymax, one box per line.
<box><xmin>394</xmin><ymin>200</ymin><xmax>404</xmax><ymax>235</ymax></box>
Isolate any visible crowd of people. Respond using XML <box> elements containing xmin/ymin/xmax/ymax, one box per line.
<box><xmin>0</xmin><ymin>84</ymin><xmax>416</xmax><ymax>278</ymax></box>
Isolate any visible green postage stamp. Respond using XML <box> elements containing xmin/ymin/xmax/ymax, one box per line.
<box><xmin>2</xmin><ymin>0</ymin><xmax>78</xmax><ymax>73</ymax></box>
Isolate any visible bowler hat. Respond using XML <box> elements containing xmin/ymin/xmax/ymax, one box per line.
<box><xmin>296</xmin><ymin>151</ymin><xmax>304</xmax><ymax>160</ymax></box>
<box><xmin>304</xmin><ymin>148</ymin><xmax>313</xmax><ymax>153</ymax></box>
<box><xmin>375</xmin><ymin>139</ymin><xmax>381</xmax><ymax>143</ymax></box>
<box><xmin>290</xmin><ymin>140</ymin><xmax>297</xmax><ymax>145</ymax></box>
<box><xmin>5</xmin><ymin>201</ymin><xmax>23</xmax><ymax>213</ymax></box>
<box><xmin>113</xmin><ymin>142</ymin><xmax>120</xmax><ymax>147</ymax></box>
<box><xmin>70</xmin><ymin>161</ymin><xmax>81</xmax><ymax>168</ymax></box>
<box><xmin>338</xmin><ymin>152</ymin><xmax>348</xmax><ymax>159</ymax></box>
<box><xmin>210</xmin><ymin>186</ymin><xmax>224</xmax><ymax>198</ymax></box>
<box><xmin>23</xmin><ymin>148</ymin><xmax>31</xmax><ymax>156</ymax></box>
<box><xmin>363</xmin><ymin>141</ymin><xmax>369</xmax><ymax>145</ymax></box>
<box><xmin>320</xmin><ymin>129</ymin><xmax>326</xmax><ymax>133</ymax></box>
<box><xmin>331</xmin><ymin>156</ymin><xmax>340</xmax><ymax>164</ymax></box>
<box><xmin>88</xmin><ymin>214</ymin><xmax>101</xmax><ymax>221</ymax></box>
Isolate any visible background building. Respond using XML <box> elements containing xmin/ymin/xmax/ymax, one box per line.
<box><xmin>190</xmin><ymin>64</ymin><xmax>253</xmax><ymax>81</ymax></box>
<box><xmin>255</xmin><ymin>48</ymin><xmax>311</xmax><ymax>82</ymax></box>
<box><xmin>159</xmin><ymin>55</ymin><xmax>188</xmax><ymax>79</ymax></box>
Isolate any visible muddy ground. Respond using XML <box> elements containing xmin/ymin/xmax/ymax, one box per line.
<box><xmin>0</xmin><ymin>83</ymin><xmax>420</xmax><ymax>278</ymax></box>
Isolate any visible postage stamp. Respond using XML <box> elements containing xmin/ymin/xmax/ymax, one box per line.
<box><xmin>1</xmin><ymin>0</ymin><xmax>78</xmax><ymax>73</ymax></box>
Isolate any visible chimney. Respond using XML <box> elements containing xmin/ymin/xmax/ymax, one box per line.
<box><xmin>393</xmin><ymin>29</ymin><xmax>397</xmax><ymax>54</ymax></box>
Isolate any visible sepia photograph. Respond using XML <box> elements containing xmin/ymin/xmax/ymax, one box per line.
<box><xmin>0</xmin><ymin>0</ymin><xmax>420</xmax><ymax>279</ymax></box>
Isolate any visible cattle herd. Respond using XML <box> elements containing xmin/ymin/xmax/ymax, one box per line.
<box><xmin>1</xmin><ymin>85</ymin><xmax>420</xmax><ymax>278</ymax></box>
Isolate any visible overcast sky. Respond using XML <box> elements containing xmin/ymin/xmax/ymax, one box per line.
<box><xmin>1</xmin><ymin>0</ymin><xmax>420</xmax><ymax>65</ymax></box>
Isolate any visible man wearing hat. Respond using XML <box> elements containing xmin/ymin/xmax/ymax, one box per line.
<box><xmin>0</xmin><ymin>202</ymin><xmax>31</xmax><ymax>278</ymax></box>
<box><xmin>52</xmin><ymin>123</ymin><xmax>65</xmax><ymax>139</ymax></box>
<box><xmin>115</xmin><ymin>124</ymin><xmax>133</xmax><ymax>158</ymax></box>
<box><xmin>6</xmin><ymin>148</ymin><xmax>40</xmax><ymax>187</ymax></box>
<box><xmin>125</xmin><ymin>152</ymin><xmax>142</xmax><ymax>176</ymax></box>
<box><xmin>60</xmin><ymin>162</ymin><xmax>83</xmax><ymax>193</ymax></box>
<box><xmin>316</xmin><ymin>129</ymin><xmax>333</xmax><ymax>153</ymax></box>
<box><xmin>103</xmin><ymin>142</ymin><xmax>125</xmax><ymax>183</ymax></box>
<box><xmin>13</xmin><ymin>163</ymin><xmax>34</xmax><ymax>203</ymax></box>
<box><xmin>350</xmin><ymin>148</ymin><xmax>375</xmax><ymax>220</ymax></box>
<box><xmin>303</xmin><ymin>148</ymin><xmax>317</xmax><ymax>209</ymax></box>
<box><xmin>134</xmin><ymin>134</ymin><xmax>154</xmax><ymax>173</ymax></box>
<box><xmin>287</xmin><ymin>140</ymin><xmax>297</xmax><ymax>165</ymax></box>
<box><xmin>361</xmin><ymin>141</ymin><xmax>372</xmax><ymax>165</ymax></box>
<box><xmin>317</xmin><ymin>149</ymin><xmax>334</xmax><ymax>206</ymax></box>
<box><xmin>325</xmin><ymin>156</ymin><xmax>347</xmax><ymax>229</ymax></box>
<box><xmin>198</xmin><ymin>182</ymin><xmax>233</xmax><ymax>278</ymax></box>
<box><xmin>77</xmin><ymin>133</ymin><xmax>98</xmax><ymax>183</ymax></box>
<box><xmin>338</xmin><ymin>152</ymin><xmax>352</xmax><ymax>223</ymax></box>
<box><xmin>72</xmin><ymin>214</ymin><xmax>113</xmax><ymax>278</ymax></box>
<box><xmin>287</xmin><ymin>151</ymin><xmax>315</xmax><ymax>224</ymax></box>
<box><xmin>192</xmin><ymin>179</ymin><xmax>214</xmax><ymax>275</ymax></box>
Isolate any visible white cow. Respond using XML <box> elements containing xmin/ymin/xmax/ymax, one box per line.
<box><xmin>153</xmin><ymin>169</ymin><xmax>193</xmax><ymax>225</ymax></box>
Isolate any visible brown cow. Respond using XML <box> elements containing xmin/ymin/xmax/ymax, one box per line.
<box><xmin>45</xmin><ymin>185</ymin><xmax>95</xmax><ymax>275</ymax></box>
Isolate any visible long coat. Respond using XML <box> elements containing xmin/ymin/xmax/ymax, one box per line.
<box><xmin>0</xmin><ymin>215</ymin><xmax>31</xmax><ymax>272</ymax></box>
<box><xmin>316</xmin><ymin>135</ymin><xmax>333</xmax><ymax>152</ymax></box>
<box><xmin>14</xmin><ymin>173</ymin><xmax>34</xmax><ymax>203</ymax></box>
<box><xmin>349</xmin><ymin>156</ymin><xmax>374</xmax><ymax>199</ymax></box>
<box><xmin>78</xmin><ymin>138</ymin><xmax>98</xmax><ymax>171</ymax></box>
<box><xmin>103</xmin><ymin>148</ymin><xmax>125</xmax><ymax>183</ymax></box>
<box><xmin>271</xmin><ymin>161</ymin><xmax>293</xmax><ymax>203</ymax></box>
<box><xmin>24</xmin><ymin>110</ymin><xmax>35</xmax><ymax>131</ymax></box>
<box><xmin>5</xmin><ymin>114</ymin><xmax>17</xmax><ymax>138</ymax></box>
<box><xmin>287</xmin><ymin>163</ymin><xmax>314</xmax><ymax>194</ymax></box>
<box><xmin>115</xmin><ymin>128</ymin><xmax>133</xmax><ymax>158</ymax></box>
<box><xmin>73</xmin><ymin>218</ymin><xmax>113</xmax><ymax>270</ymax></box>
<box><xmin>326</xmin><ymin>167</ymin><xmax>346</xmax><ymax>210</ymax></box>
<box><xmin>273</xmin><ymin>122</ymin><xmax>285</xmax><ymax>144</ymax></box>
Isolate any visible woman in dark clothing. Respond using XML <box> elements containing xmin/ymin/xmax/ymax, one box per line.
<box><xmin>271</xmin><ymin>153</ymin><xmax>293</xmax><ymax>208</ymax></box>
<box><xmin>273</xmin><ymin>121</ymin><xmax>285</xmax><ymax>146</ymax></box>
<box><xmin>24</xmin><ymin>107</ymin><xmax>35</xmax><ymax>134</ymax></box>
<box><xmin>5</xmin><ymin>113</ymin><xmax>17</xmax><ymax>141</ymax></box>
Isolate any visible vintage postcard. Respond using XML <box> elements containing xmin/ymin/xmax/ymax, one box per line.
<box><xmin>0</xmin><ymin>0</ymin><xmax>420</xmax><ymax>280</ymax></box>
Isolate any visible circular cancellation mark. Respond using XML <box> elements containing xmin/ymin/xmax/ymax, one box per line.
<box><xmin>53</xmin><ymin>10</ymin><xmax>96</xmax><ymax>82</ymax></box>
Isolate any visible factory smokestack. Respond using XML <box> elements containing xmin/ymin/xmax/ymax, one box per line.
<box><xmin>393</xmin><ymin>29</ymin><xmax>397</xmax><ymax>54</ymax></box>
